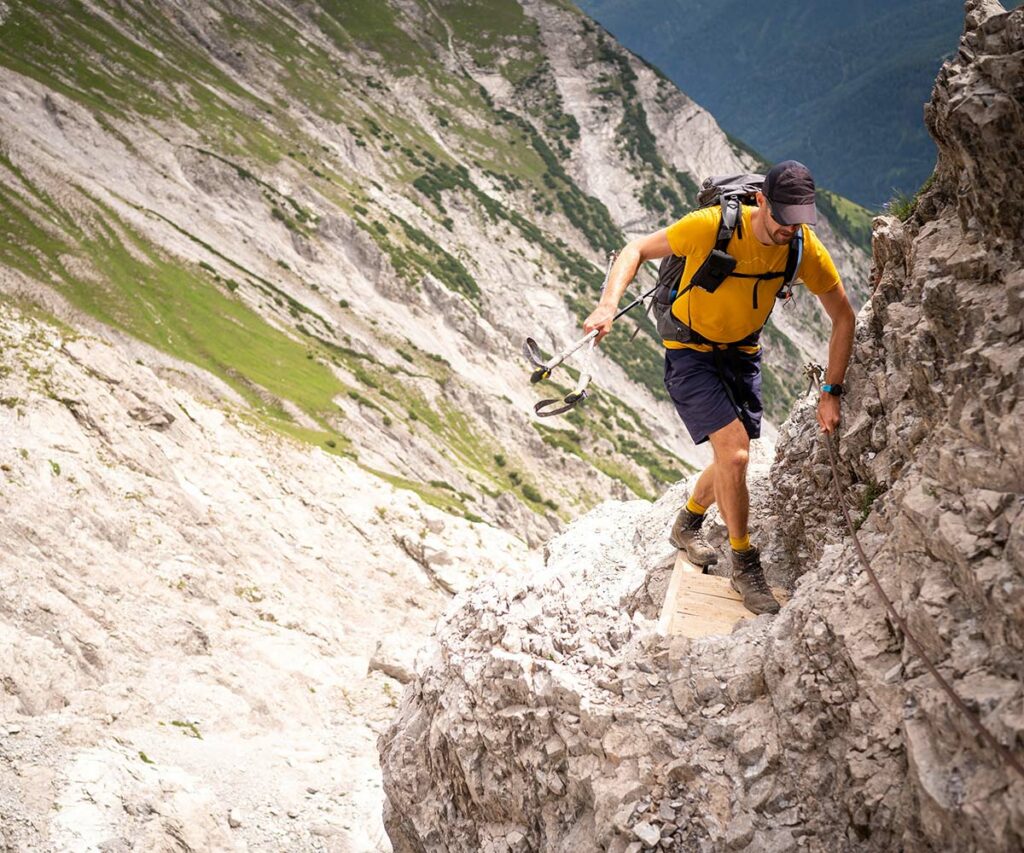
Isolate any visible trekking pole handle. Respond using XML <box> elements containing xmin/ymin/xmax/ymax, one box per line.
<box><xmin>534</xmin><ymin>337</ymin><xmax>595</xmax><ymax>417</ymax></box>
<box><xmin>524</xmin><ymin>329</ymin><xmax>598</xmax><ymax>384</ymax></box>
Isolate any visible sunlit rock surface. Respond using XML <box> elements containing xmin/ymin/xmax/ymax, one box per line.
<box><xmin>379</xmin><ymin>5</ymin><xmax>1024</xmax><ymax>851</ymax></box>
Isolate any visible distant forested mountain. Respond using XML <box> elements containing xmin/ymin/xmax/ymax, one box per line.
<box><xmin>575</xmin><ymin>0</ymin><xmax>964</xmax><ymax>209</ymax></box>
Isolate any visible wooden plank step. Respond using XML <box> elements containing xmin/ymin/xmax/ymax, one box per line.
<box><xmin>673</xmin><ymin>619</ymin><xmax>744</xmax><ymax>640</ymax></box>
<box><xmin>658</xmin><ymin>550</ymin><xmax>787</xmax><ymax>638</ymax></box>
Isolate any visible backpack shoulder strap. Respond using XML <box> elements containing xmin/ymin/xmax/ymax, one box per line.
<box><xmin>716</xmin><ymin>195</ymin><xmax>742</xmax><ymax>251</ymax></box>
<box><xmin>777</xmin><ymin>229</ymin><xmax>804</xmax><ymax>299</ymax></box>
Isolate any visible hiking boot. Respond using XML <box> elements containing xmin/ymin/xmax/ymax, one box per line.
<box><xmin>669</xmin><ymin>507</ymin><xmax>719</xmax><ymax>569</ymax></box>
<box><xmin>730</xmin><ymin>546</ymin><xmax>780</xmax><ymax>615</ymax></box>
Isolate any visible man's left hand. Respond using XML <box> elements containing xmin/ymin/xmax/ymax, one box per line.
<box><xmin>817</xmin><ymin>393</ymin><xmax>841</xmax><ymax>433</ymax></box>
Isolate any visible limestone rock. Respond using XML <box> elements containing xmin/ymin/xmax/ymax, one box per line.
<box><xmin>380</xmin><ymin>6</ymin><xmax>1024</xmax><ymax>852</ymax></box>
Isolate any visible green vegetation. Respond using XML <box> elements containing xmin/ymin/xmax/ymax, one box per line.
<box><xmin>590</xmin><ymin>34</ymin><xmax>698</xmax><ymax>224</ymax></box>
<box><xmin>760</xmin><ymin>320</ymin><xmax>805</xmax><ymax>424</ymax></box>
<box><xmin>410</xmin><ymin>143</ymin><xmax>620</xmax><ymax>269</ymax></box>
<box><xmin>367</xmin><ymin>466</ymin><xmax>475</xmax><ymax>517</ymax></box>
<box><xmin>521</xmin><ymin>483</ymin><xmax>543</xmax><ymax>503</ymax></box>
<box><xmin>507</xmin><ymin>56</ymin><xmax>580</xmax><ymax>159</ymax></box>
<box><xmin>724</xmin><ymin>132</ymin><xmax>771</xmax><ymax>170</ymax></box>
<box><xmin>594</xmin><ymin>36</ymin><xmax>661</xmax><ymax>172</ymax></box>
<box><xmin>437</xmin><ymin>0</ymin><xmax>539</xmax><ymax>67</ymax></box>
<box><xmin>531</xmin><ymin>378</ymin><xmax>694</xmax><ymax>502</ymax></box>
<box><xmin>885</xmin><ymin>172</ymin><xmax>936</xmax><ymax>222</ymax></box>
<box><xmin>817</xmin><ymin>189</ymin><xmax>873</xmax><ymax>252</ymax></box>
<box><xmin>520</xmin><ymin>115</ymin><xmax>622</xmax><ymax>254</ymax></box>
<box><xmin>0</xmin><ymin>169</ymin><xmax>350</xmax><ymax>451</ymax></box>
<box><xmin>396</xmin><ymin>219</ymin><xmax>479</xmax><ymax>303</ymax></box>
<box><xmin>187</xmin><ymin>146</ymin><xmax>317</xmax><ymax>235</ymax></box>
<box><xmin>235</xmin><ymin>585</ymin><xmax>265</xmax><ymax>603</ymax></box>
<box><xmin>170</xmin><ymin>720</ymin><xmax>203</xmax><ymax>740</ymax></box>
<box><xmin>317</xmin><ymin>0</ymin><xmax>434</xmax><ymax>73</ymax></box>
<box><xmin>1</xmin><ymin>1</ymin><xmax>292</xmax><ymax>163</ymax></box>
<box><xmin>639</xmin><ymin>180</ymin><xmax>688</xmax><ymax>223</ymax></box>
<box><xmin>673</xmin><ymin>170</ymin><xmax>700</xmax><ymax>207</ymax></box>
<box><xmin>855</xmin><ymin>479</ymin><xmax>882</xmax><ymax>531</ymax></box>
<box><xmin>135</xmin><ymin>206</ymin><xmax>328</xmax><ymax>332</ymax></box>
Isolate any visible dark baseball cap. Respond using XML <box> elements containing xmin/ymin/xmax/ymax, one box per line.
<box><xmin>764</xmin><ymin>160</ymin><xmax>818</xmax><ymax>226</ymax></box>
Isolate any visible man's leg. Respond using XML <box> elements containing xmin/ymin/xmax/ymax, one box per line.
<box><xmin>708</xmin><ymin>418</ymin><xmax>778</xmax><ymax>614</ymax></box>
<box><xmin>690</xmin><ymin>463</ymin><xmax>717</xmax><ymax>510</ymax></box>
<box><xmin>707</xmin><ymin>419</ymin><xmax>750</xmax><ymax>543</ymax></box>
<box><xmin>670</xmin><ymin>463</ymin><xmax>720</xmax><ymax>567</ymax></box>
<box><xmin>670</xmin><ymin>445</ymin><xmax>725</xmax><ymax>567</ymax></box>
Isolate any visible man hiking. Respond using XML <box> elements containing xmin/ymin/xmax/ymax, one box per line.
<box><xmin>584</xmin><ymin>161</ymin><xmax>855</xmax><ymax>615</ymax></box>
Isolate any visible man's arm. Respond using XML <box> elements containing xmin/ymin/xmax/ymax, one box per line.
<box><xmin>816</xmin><ymin>282</ymin><xmax>856</xmax><ymax>433</ymax></box>
<box><xmin>583</xmin><ymin>229</ymin><xmax>674</xmax><ymax>342</ymax></box>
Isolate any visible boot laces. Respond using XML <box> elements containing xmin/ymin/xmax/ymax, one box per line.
<box><xmin>749</xmin><ymin>570</ymin><xmax>771</xmax><ymax>594</ymax></box>
<box><xmin>738</xmin><ymin>550</ymin><xmax>771</xmax><ymax>593</ymax></box>
<box><xmin>682</xmin><ymin>509</ymin><xmax>705</xmax><ymax>533</ymax></box>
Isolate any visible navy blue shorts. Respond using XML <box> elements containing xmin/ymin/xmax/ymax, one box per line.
<box><xmin>664</xmin><ymin>347</ymin><xmax>763</xmax><ymax>445</ymax></box>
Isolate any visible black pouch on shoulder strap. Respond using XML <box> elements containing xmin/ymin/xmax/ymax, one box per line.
<box><xmin>690</xmin><ymin>248</ymin><xmax>737</xmax><ymax>293</ymax></box>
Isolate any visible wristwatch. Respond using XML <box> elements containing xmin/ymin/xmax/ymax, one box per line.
<box><xmin>821</xmin><ymin>383</ymin><xmax>844</xmax><ymax>397</ymax></box>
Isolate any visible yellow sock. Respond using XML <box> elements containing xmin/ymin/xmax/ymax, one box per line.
<box><xmin>729</xmin><ymin>534</ymin><xmax>751</xmax><ymax>551</ymax></box>
<box><xmin>686</xmin><ymin>496</ymin><xmax>707</xmax><ymax>516</ymax></box>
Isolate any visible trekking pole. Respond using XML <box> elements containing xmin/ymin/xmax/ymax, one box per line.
<box><xmin>523</xmin><ymin>252</ymin><xmax>656</xmax><ymax>416</ymax></box>
<box><xmin>528</xmin><ymin>332</ymin><xmax>596</xmax><ymax>417</ymax></box>
<box><xmin>523</xmin><ymin>287</ymin><xmax>653</xmax><ymax>381</ymax></box>
<box><xmin>523</xmin><ymin>328</ymin><xmax>598</xmax><ymax>386</ymax></box>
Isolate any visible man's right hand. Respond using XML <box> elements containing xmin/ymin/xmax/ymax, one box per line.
<box><xmin>584</xmin><ymin>304</ymin><xmax>617</xmax><ymax>343</ymax></box>
<box><xmin>583</xmin><ymin>230</ymin><xmax>673</xmax><ymax>343</ymax></box>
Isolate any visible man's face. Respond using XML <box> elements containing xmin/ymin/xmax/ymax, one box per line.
<box><xmin>758</xmin><ymin>194</ymin><xmax>801</xmax><ymax>244</ymax></box>
<box><xmin>761</xmin><ymin>203</ymin><xmax>798</xmax><ymax>244</ymax></box>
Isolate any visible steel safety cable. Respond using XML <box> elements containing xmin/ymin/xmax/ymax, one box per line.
<box><xmin>821</xmin><ymin>430</ymin><xmax>1024</xmax><ymax>781</ymax></box>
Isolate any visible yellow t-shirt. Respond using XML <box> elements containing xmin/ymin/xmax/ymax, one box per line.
<box><xmin>663</xmin><ymin>205</ymin><xmax>840</xmax><ymax>350</ymax></box>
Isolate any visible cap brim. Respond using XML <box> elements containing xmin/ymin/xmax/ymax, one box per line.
<box><xmin>771</xmin><ymin>201</ymin><xmax>818</xmax><ymax>226</ymax></box>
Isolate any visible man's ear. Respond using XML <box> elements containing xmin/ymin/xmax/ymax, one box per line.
<box><xmin>754</xmin><ymin>191</ymin><xmax>766</xmax><ymax>207</ymax></box>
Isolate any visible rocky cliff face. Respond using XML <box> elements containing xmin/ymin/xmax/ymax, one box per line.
<box><xmin>378</xmin><ymin>4</ymin><xmax>1024</xmax><ymax>851</ymax></box>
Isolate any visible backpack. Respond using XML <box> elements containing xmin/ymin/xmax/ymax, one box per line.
<box><xmin>651</xmin><ymin>173</ymin><xmax>804</xmax><ymax>346</ymax></box>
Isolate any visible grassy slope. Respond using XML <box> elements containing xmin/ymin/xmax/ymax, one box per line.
<box><xmin>0</xmin><ymin>0</ymin><xmax>694</xmax><ymax>516</ymax></box>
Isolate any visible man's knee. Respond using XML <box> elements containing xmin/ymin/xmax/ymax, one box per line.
<box><xmin>710</xmin><ymin>421</ymin><xmax>750</xmax><ymax>472</ymax></box>
<box><xmin>718</xmin><ymin>445</ymin><xmax>748</xmax><ymax>474</ymax></box>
